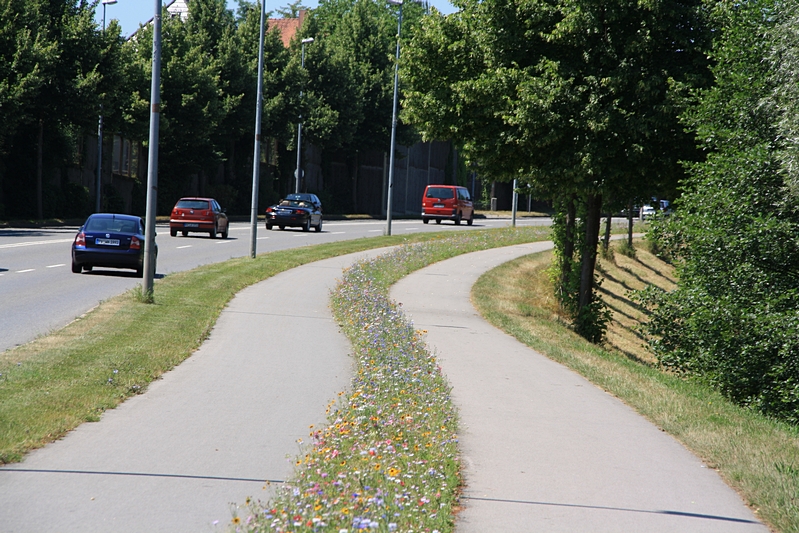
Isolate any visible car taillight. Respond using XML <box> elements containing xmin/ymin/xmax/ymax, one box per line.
<box><xmin>130</xmin><ymin>236</ymin><xmax>141</xmax><ymax>250</ymax></box>
<box><xmin>75</xmin><ymin>232</ymin><xmax>86</xmax><ymax>246</ymax></box>
<box><xmin>295</xmin><ymin>209</ymin><xmax>305</xmax><ymax>215</ymax></box>
<box><xmin>266</xmin><ymin>207</ymin><xmax>274</xmax><ymax>213</ymax></box>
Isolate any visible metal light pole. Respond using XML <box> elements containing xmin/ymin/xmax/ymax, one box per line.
<box><xmin>511</xmin><ymin>178</ymin><xmax>518</xmax><ymax>227</ymax></box>
<box><xmin>385</xmin><ymin>0</ymin><xmax>403</xmax><ymax>236</ymax></box>
<box><xmin>249</xmin><ymin>0</ymin><xmax>267</xmax><ymax>259</ymax></box>
<box><xmin>295</xmin><ymin>37</ymin><xmax>314</xmax><ymax>194</ymax></box>
<box><xmin>95</xmin><ymin>0</ymin><xmax>117</xmax><ymax>213</ymax></box>
<box><xmin>142</xmin><ymin>0</ymin><xmax>162</xmax><ymax>296</ymax></box>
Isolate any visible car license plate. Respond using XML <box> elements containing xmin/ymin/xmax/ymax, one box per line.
<box><xmin>95</xmin><ymin>238</ymin><xmax>119</xmax><ymax>246</ymax></box>
<box><xmin>184</xmin><ymin>223</ymin><xmax>199</xmax><ymax>227</ymax></box>
<box><xmin>279</xmin><ymin>209</ymin><xmax>291</xmax><ymax>215</ymax></box>
<box><xmin>434</xmin><ymin>203</ymin><xmax>444</xmax><ymax>208</ymax></box>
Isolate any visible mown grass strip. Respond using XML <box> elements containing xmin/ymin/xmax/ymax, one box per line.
<box><xmin>472</xmin><ymin>244</ymin><xmax>799</xmax><ymax>533</ymax></box>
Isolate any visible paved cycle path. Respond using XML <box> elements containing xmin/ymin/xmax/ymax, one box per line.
<box><xmin>390</xmin><ymin>242</ymin><xmax>767</xmax><ymax>533</ymax></box>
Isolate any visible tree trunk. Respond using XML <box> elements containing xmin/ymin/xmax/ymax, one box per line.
<box><xmin>37</xmin><ymin>119</ymin><xmax>43</xmax><ymax>220</ymax></box>
<box><xmin>578</xmin><ymin>193</ymin><xmax>602</xmax><ymax>311</ymax></box>
<box><xmin>627</xmin><ymin>199</ymin><xmax>634</xmax><ymax>246</ymax></box>
<box><xmin>602</xmin><ymin>211</ymin><xmax>611</xmax><ymax>251</ymax></box>
<box><xmin>561</xmin><ymin>193</ymin><xmax>576</xmax><ymax>290</ymax></box>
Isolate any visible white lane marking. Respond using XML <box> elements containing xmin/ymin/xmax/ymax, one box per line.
<box><xmin>177</xmin><ymin>245</ymin><xmax>192</xmax><ymax>249</ymax></box>
<box><xmin>257</xmin><ymin>237</ymin><xmax>270</xmax><ymax>240</ymax></box>
<box><xmin>368</xmin><ymin>230</ymin><xmax>382</xmax><ymax>233</ymax></box>
<box><xmin>215</xmin><ymin>240</ymin><xmax>233</xmax><ymax>244</ymax></box>
<box><xmin>404</xmin><ymin>227</ymin><xmax>419</xmax><ymax>231</ymax></box>
<box><xmin>16</xmin><ymin>269</ymin><xmax>35</xmax><ymax>273</ymax></box>
<box><xmin>0</xmin><ymin>238</ymin><xmax>73</xmax><ymax>249</ymax></box>
<box><xmin>46</xmin><ymin>264</ymin><xmax>65</xmax><ymax>268</ymax></box>
<box><xmin>330</xmin><ymin>232</ymin><xmax>345</xmax><ymax>235</ymax></box>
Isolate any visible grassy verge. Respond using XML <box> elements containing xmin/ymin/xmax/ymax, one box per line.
<box><xmin>0</xmin><ymin>231</ymin><xmax>484</xmax><ymax>464</ymax></box>
<box><xmin>472</xmin><ymin>240</ymin><xmax>799</xmax><ymax>533</ymax></box>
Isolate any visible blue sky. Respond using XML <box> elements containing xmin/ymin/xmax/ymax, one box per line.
<box><xmin>101</xmin><ymin>0</ymin><xmax>456</xmax><ymax>38</ymax></box>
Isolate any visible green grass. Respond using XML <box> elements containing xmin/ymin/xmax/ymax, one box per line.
<box><xmin>472</xmin><ymin>241</ymin><xmax>799</xmax><ymax>533</ymax></box>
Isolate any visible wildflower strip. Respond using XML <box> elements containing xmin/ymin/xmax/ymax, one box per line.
<box><xmin>235</xmin><ymin>228</ymin><xmax>547</xmax><ymax>532</ymax></box>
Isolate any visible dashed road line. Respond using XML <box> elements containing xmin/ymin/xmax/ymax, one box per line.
<box><xmin>0</xmin><ymin>238</ymin><xmax>73</xmax><ymax>250</ymax></box>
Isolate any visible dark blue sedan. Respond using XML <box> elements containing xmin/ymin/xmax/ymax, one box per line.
<box><xmin>71</xmin><ymin>214</ymin><xmax>155</xmax><ymax>277</ymax></box>
<box><xmin>265</xmin><ymin>193</ymin><xmax>323</xmax><ymax>232</ymax></box>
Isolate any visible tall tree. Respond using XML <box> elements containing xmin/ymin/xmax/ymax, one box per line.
<box><xmin>403</xmin><ymin>0</ymin><xmax>710</xmax><ymax>340</ymax></box>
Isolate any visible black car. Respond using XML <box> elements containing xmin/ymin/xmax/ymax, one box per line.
<box><xmin>265</xmin><ymin>193</ymin><xmax>323</xmax><ymax>232</ymax></box>
<box><xmin>71</xmin><ymin>213</ymin><xmax>156</xmax><ymax>277</ymax></box>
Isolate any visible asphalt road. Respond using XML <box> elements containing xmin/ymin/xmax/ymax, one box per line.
<box><xmin>0</xmin><ymin>217</ymin><xmax>552</xmax><ymax>353</ymax></box>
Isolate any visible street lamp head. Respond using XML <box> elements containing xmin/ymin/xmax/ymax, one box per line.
<box><xmin>102</xmin><ymin>0</ymin><xmax>118</xmax><ymax>5</ymax></box>
<box><xmin>301</xmin><ymin>38</ymin><xmax>314</xmax><ymax>44</ymax></box>
<box><xmin>387</xmin><ymin>0</ymin><xmax>403</xmax><ymax>5</ymax></box>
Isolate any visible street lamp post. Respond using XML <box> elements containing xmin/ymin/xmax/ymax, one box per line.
<box><xmin>249</xmin><ymin>0</ymin><xmax>267</xmax><ymax>259</ymax></box>
<box><xmin>385</xmin><ymin>0</ymin><xmax>403</xmax><ymax>236</ymax></box>
<box><xmin>295</xmin><ymin>37</ymin><xmax>314</xmax><ymax>194</ymax></box>
<box><xmin>96</xmin><ymin>0</ymin><xmax>117</xmax><ymax>213</ymax></box>
<box><xmin>142</xmin><ymin>0</ymin><xmax>162</xmax><ymax>296</ymax></box>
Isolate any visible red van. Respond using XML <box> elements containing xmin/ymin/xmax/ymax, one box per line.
<box><xmin>421</xmin><ymin>185</ymin><xmax>474</xmax><ymax>225</ymax></box>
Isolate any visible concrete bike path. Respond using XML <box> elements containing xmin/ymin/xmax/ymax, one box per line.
<box><xmin>390</xmin><ymin>242</ymin><xmax>768</xmax><ymax>533</ymax></box>
<box><xmin>0</xmin><ymin>248</ymin><xmax>391</xmax><ymax>533</ymax></box>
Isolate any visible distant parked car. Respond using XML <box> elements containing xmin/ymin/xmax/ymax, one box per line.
<box><xmin>169</xmin><ymin>197</ymin><xmax>229</xmax><ymax>238</ymax></box>
<box><xmin>421</xmin><ymin>185</ymin><xmax>474</xmax><ymax>225</ymax></box>
<box><xmin>71</xmin><ymin>213</ymin><xmax>155</xmax><ymax>277</ymax></box>
<box><xmin>265</xmin><ymin>193</ymin><xmax>323</xmax><ymax>232</ymax></box>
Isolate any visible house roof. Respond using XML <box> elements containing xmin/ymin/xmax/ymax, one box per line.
<box><xmin>268</xmin><ymin>10</ymin><xmax>307</xmax><ymax>47</ymax></box>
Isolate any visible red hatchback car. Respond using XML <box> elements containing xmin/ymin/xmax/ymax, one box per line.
<box><xmin>169</xmin><ymin>197</ymin><xmax>229</xmax><ymax>238</ymax></box>
<box><xmin>421</xmin><ymin>185</ymin><xmax>474</xmax><ymax>225</ymax></box>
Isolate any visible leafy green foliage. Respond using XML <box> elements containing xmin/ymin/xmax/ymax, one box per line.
<box><xmin>639</xmin><ymin>0</ymin><xmax>799</xmax><ymax>424</ymax></box>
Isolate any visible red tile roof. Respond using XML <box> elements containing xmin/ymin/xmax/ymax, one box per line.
<box><xmin>268</xmin><ymin>10</ymin><xmax>307</xmax><ymax>47</ymax></box>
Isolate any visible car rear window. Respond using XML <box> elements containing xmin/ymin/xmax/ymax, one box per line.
<box><xmin>176</xmin><ymin>199</ymin><xmax>209</xmax><ymax>210</ymax></box>
<box><xmin>426</xmin><ymin>187</ymin><xmax>455</xmax><ymax>199</ymax></box>
<box><xmin>85</xmin><ymin>218</ymin><xmax>139</xmax><ymax>233</ymax></box>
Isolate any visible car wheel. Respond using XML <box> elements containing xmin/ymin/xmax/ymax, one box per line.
<box><xmin>454</xmin><ymin>212</ymin><xmax>462</xmax><ymax>225</ymax></box>
<box><xmin>315</xmin><ymin>218</ymin><xmax>323</xmax><ymax>232</ymax></box>
<box><xmin>423</xmin><ymin>218</ymin><xmax>429</xmax><ymax>224</ymax></box>
<box><xmin>303</xmin><ymin>218</ymin><xmax>311</xmax><ymax>232</ymax></box>
<box><xmin>170</xmin><ymin>228</ymin><xmax>177</xmax><ymax>237</ymax></box>
<box><xmin>210</xmin><ymin>225</ymin><xmax>217</xmax><ymax>239</ymax></box>
<box><xmin>266</xmin><ymin>223</ymin><xmax>273</xmax><ymax>230</ymax></box>
<box><xmin>279</xmin><ymin>225</ymin><xmax>285</xmax><ymax>230</ymax></box>
<box><xmin>136</xmin><ymin>266</ymin><xmax>144</xmax><ymax>278</ymax></box>
<box><xmin>71</xmin><ymin>260</ymin><xmax>81</xmax><ymax>274</ymax></box>
<box><xmin>221</xmin><ymin>225</ymin><xmax>228</xmax><ymax>239</ymax></box>
<box><xmin>467</xmin><ymin>214</ymin><xmax>474</xmax><ymax>226</ymax></box>
<box><xmin>435</xmin><ymin>219</ymin><xmax>441</xmax><ymax>225</ymax></box>
<box><xmin>182</xmin><ymin>230</ymin><xmax>188</xmax><ymax>237</ymax></box>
